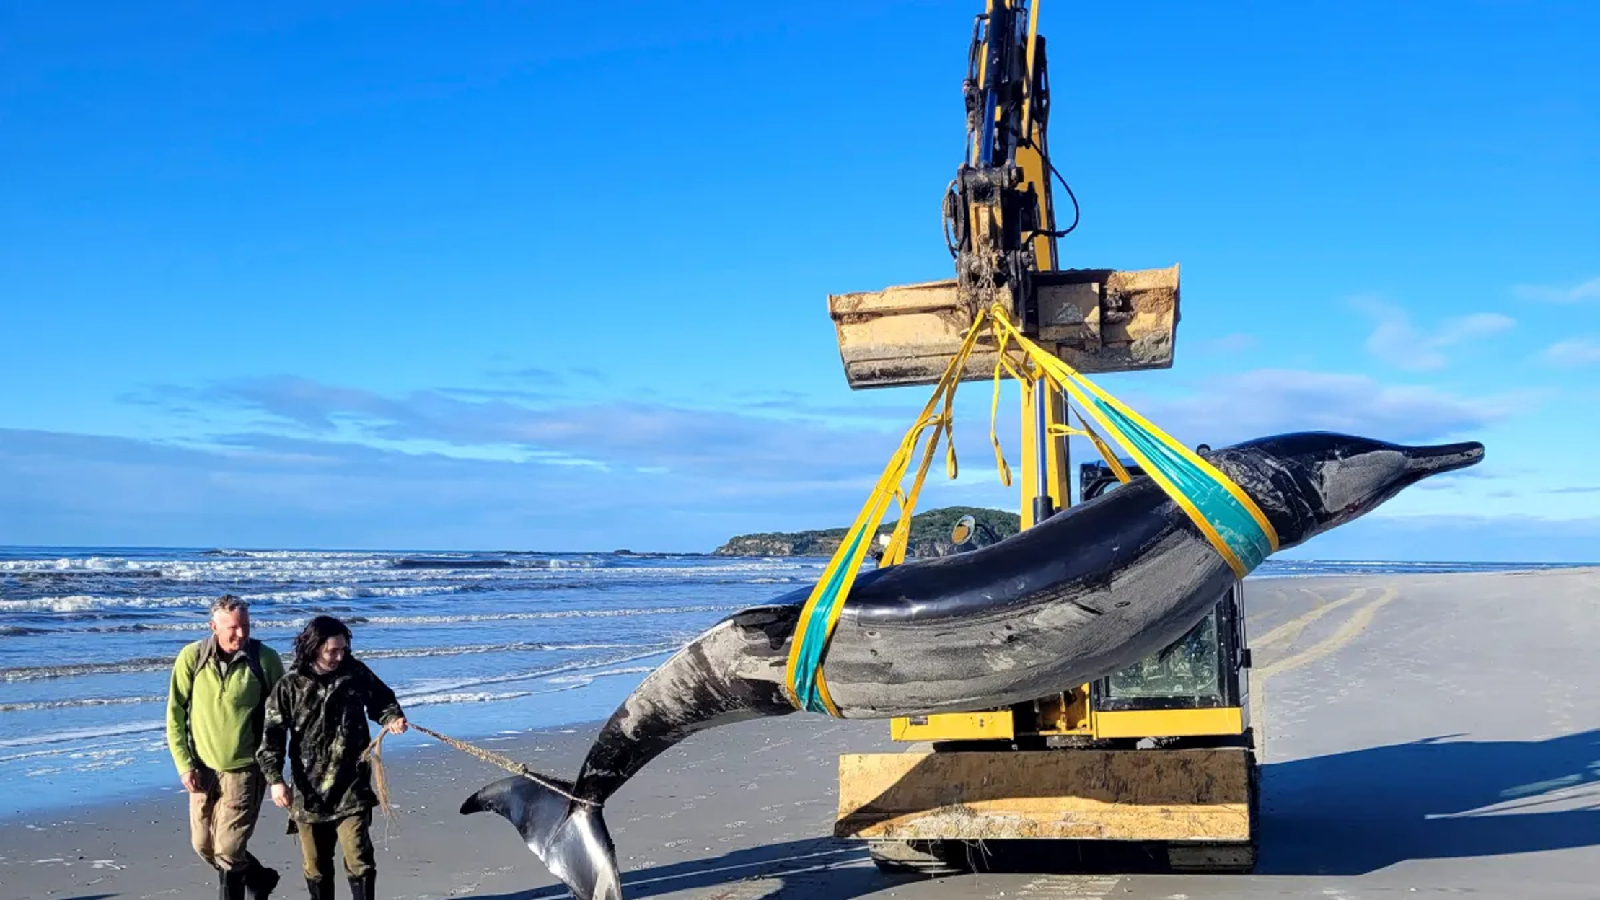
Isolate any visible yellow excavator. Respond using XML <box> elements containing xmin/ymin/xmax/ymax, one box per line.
<box><xmin>823</xmin><ymin>0</ymin><xmax>1259</xmax><ymax>875</ymax></box>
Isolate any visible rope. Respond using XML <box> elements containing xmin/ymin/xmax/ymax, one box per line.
<box><xmin>360</xmin><ymin>722</ymin><xmax>599</xmax><ymax>819</ymax></box>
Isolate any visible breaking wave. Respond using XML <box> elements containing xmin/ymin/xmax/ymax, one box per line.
<box><xmin>1</xmin><ymin>657</ymin><xmax>180</xmax><ymax>682</ymax></box>
<box><xmin>356</xmin><ymin>604</ymin><xmax>739</xmax><ymax>627</ymax></box>
<box><xmin>0</xmin><ymin>695</ymin><xmax>166</xmax><ymax>713</ymax></box>
<box><xmin>0</xmin><ymin>639</ymin><xmax>683</xmax><ymax>683</ymax></box>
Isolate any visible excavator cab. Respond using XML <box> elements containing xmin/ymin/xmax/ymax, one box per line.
<box><xmin>1080</xmin><ymin>460</ymin><xmax>1253</xmax><ymax>733</ymax></box>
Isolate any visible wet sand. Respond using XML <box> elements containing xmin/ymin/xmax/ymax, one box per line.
<box><xmin>5</xmin><ymin>567</ymin><xmax>1600</xmax><ymax>900</ymax></box>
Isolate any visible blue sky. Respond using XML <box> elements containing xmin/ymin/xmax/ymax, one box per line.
<box><xmin>2</xmin><ymin>1</ymin><xmax>1597</xmax><ymax>560</ymax></box>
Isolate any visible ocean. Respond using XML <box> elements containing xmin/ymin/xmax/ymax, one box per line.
<box><xmin>0</xmin><ymin>546</ymin><xmax>1586</xmax><ymax>818</ymax></box>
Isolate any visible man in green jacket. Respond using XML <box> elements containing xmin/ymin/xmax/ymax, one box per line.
<box><xmin>167</xmin><ymin>595</ymin><xmax>286</xmax><ymax>900</ymax></box>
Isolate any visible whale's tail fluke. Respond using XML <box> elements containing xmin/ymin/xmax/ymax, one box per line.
<box><xmin>461</xmin><ymin>774</ymin><xmax>620</xmax><ymax>900</ymax></box>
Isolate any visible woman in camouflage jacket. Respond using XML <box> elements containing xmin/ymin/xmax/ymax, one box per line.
<box><xmin>258</xmin><ymin>616</ymin><xmax>407</xmax><ymax>900</ymax></box>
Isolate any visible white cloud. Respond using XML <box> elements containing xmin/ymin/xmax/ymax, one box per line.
<box><xmin>1543</xmin><ymin>338</ymin><xmax>1600</xmax><ymax>368</ymax></box>
<box><xmin>0</xmin><ymin>358</ymin><xmax>1560</xmax><ymax>554</ymax></box>
<box><xmin>0</xmin><ymin>427</ymin><xmax>887</xmax><ymax>552</ymax></box>
<box><xmin>1282</xmin><ymin>514</ymin><xmax>1600</xmax><ymax>564</ymax></box>
<box><xmin>4</xmin><ymin>423</ymin><xmax>1586</xmax><ymax>560</ymax></box>
<box><xmin>1513</xmin><ymin>276</ymin><xmax>1600</xmax><ymax>304</ymax></box>
<box><xmin>1122</xmin><ymin>368</ymin><xmax>1525</xmax><ymax>448</ymax></box>
<box><xmin>1354</xmin><ymin>297</ymin><xmax>1516</xmax><ymax>371</ymax></box>
<box><xmin>128</xmin><ymin>376</ymin><xmax>919</xmax><ymax>484</ymax></box>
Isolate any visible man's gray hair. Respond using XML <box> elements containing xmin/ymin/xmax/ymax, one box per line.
<box><xmin>210</xmin><ymin>594</ymin><xmax>249</xmax><ymax>615</ymax></box>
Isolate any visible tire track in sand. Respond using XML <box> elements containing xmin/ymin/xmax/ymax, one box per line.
<box><xmin>1250</xmin><ymin>587</ymin><xmax>1399</xmax><ymax>760</ymax></box>
<box><xmin>1256</xmin><ymin>587</ymin><xmax>1398</xmax><ymax>681</ymax></box>
<box><xmin>1250</xmin><ymin>587</ymin><xmax>1368</xmax><ymax>654</ymax></box>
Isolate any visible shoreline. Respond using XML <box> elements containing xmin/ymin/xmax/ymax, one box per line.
<box><xmin>0</xmin><ymin>647</ymin><xmax>671</xmax><ymax>822</ymax></box>
<box><xmin>0</xmin><ymin>714</ymin><xmax>614</xmax><ymax>825</ymax></box>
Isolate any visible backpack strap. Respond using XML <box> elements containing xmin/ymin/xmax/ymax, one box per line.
<box><xmin>190</xmin><ymin>636</ymin><xmax>214</xmax><ymax>687</ymax></box>
<box><xmin>243</xmin><ymin>639</ymin><xmax>269</xmax><ymax>743</ymax></box>
<box><xmin>242</xmin><ymin>639</ymin><xmax>268</xmax><ymax>690</ymax></box>
<box><xmin>181</xmin><ymin>637</ymin><xmax>215</xmax><ymax>770</ymax></box>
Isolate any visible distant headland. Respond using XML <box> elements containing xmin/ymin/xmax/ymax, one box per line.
<box><xmin>712</xmin><ymin>506</ymin><xmax>1020</xmax><ymax>558</ymax></box>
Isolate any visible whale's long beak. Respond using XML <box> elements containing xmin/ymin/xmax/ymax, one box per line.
<box><xmin>1403</xmin><ymin>441</ymin><xmax>1485</xmax><ymax>477</ymax></box>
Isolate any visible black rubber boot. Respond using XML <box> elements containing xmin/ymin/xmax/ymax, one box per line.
<box><xmin>347</xmin><ymin>871</ymin><xmax>375</xmax><ymax>900</ymax></box>
<box><xmin>245</xmin><ymin>862</ymin><xmax>280</xmax><ymax>900</ymax></box>
<box><xmin>220</xmin><ymin>867</ymin><xmax>248</xmax><ymax>900</ymax></box>
<box><xmin>304</xmin><ymin>878</ymin><xmax>332</xmax><ymax>900</ymax></box>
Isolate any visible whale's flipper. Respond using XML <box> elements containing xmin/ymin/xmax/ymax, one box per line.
<box><xmin>461</xmin><ymin>775</ymin><xmax>620</xmax><ymax>900</ymax></box>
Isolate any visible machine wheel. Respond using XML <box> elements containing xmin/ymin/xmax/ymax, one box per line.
<box><xmin>867</xmin><ymin>839</ymin><xmax>965</xmax><ymax>877</ymax></box>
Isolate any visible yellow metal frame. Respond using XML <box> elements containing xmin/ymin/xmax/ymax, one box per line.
<box><xmin>1018</xmin><ymin>377</ymin><xmax>1068</xmax><ymax>530</ymax></box>
<box><xmin>1094</xmin><ymin>708</ymin><xmax>1245</xmax><ymax>740</ymax></box>
<box><xmin>891</xmin><ymin>711</ymin><xmax>1015</xmax><ymax>742</ymax></box>
<box><xmin>890</xmin><ymin>704</ymin><xmax>1245</xmax><ymax>743</ymax></box>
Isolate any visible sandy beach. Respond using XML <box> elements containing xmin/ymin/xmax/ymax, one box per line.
<box><xmin>6</xmin><ymin>567</ymin><xmax>1600</xmax><ymax>900</ymax></box>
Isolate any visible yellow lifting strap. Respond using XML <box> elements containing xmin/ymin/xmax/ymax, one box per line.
<box><xmin>781</xmin><ymin>311</ymin><xmax>989</xmax><ymax>717</ymax></box>
<box><xmin>784</xmin><ymin>303</ymin><xmax>1279</xmax><ymax>717</ymax></box>
<box><xmin>987</xmin><ymin>312</ymin><xmax>1280</xmax><ymax>575</ymax></box>
<box><xmin>1048</xmin><ymin>406</ymin><xmax>1133</xmax><ymax>485</ymax></box>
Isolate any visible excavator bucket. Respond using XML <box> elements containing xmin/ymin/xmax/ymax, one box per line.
<box><xmin>827</xmin><ymin>265</ymin><xmax>1180</xmax><ymax>389</ymax></box>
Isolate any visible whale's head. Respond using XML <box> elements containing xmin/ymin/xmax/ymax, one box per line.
<box><xmin>1210</xmin><ymin>431</ymin><xmax>1484</xmax><ymax>550</ymax></box>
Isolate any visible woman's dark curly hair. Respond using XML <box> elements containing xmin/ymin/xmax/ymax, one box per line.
<box><xmin>293</xmin><ymin>615</ymin><xmax>353</xmax><ymax>671</ymax></box>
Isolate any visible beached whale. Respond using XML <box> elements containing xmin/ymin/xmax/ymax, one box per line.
<box><xmin>460</xmin><ymin>431</ymin><xmax>1484</xmax><ymax>900</ymax></box>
